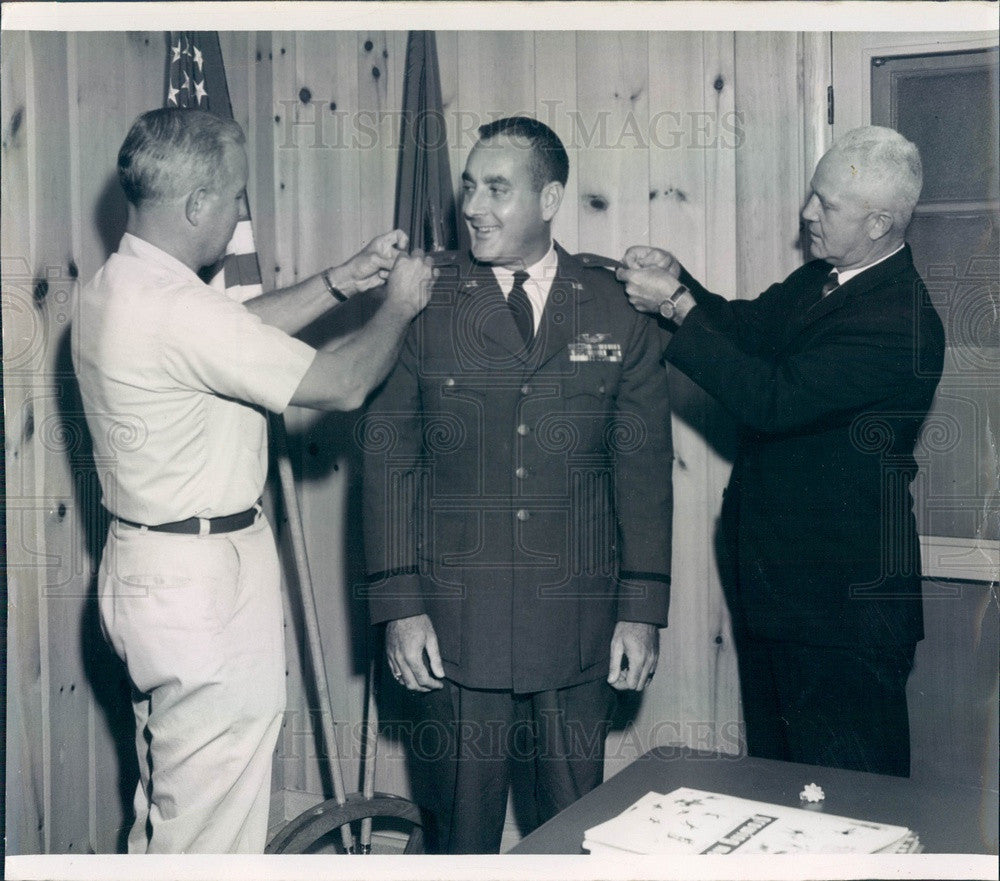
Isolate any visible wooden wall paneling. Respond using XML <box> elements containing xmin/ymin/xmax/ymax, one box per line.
<box><xmin>450</xmin><ymin>30</ymin><xmax>536</xmax><ymax>254</ymax></box>
<box><xmin>269</xmin><ymin>29</ymin><xmax>310</xmax><ymax>799</ymax></box>
<box><xmin>70</xmin><ymin>32</ymin><xmax>127</xmax><ymax>289</ymax></box>
<box><xmin>294</xmin><ymin>30</ymin><xmax>367</xmax><ymax>799</ymax></box>
<box><xmin>574</xmin><ymin>32</ymin><xmax>651</xmax><ymax>259</ymax></box>
<box><xmin>646</xmin><ymin>32</ymin><xmax>707</xmax><ymax>270</ymax></box>
<box><xmin>270</xmin><ymin>31</ymin><xmax>370</xmax><ymax>800</ymax></box>
<box><xmin>2</xmin><ymin>29</ymin><xmax>47</xmax><ymax>856</ymax></box>
<box><xmin>699</xmin><ymin>31</ymin><xmax>741</xmax><ymax>750</ymax></box>
<box><xmin>457</xmin><ymin>32</ymin><xmax>535</xmax><ymax>132</ymax></box>
<box><xmin>288</xmin><ymin>32</ymin><xmax>362</xmax><ymax>273</ymax></box>
<box><xmin>217</xmin><ymin>33</ymin><xmax>253</xmax><ymax>158</ymax></box>
<box><xmin>626</xmin><ymin>31</ymin><xmax>716</xmax><ymax>774</ymax></box>
<box><xmin>120</xmin><ymin>32</ymin><xmax>167</xmax><ymax>123</ymax></box>
<box><xmin>31</xmin><ymin>29</ymin><xmax>93</xmax><ymax>855</ymax></box>
<box><xmin>799</xmin><ymin>32</ymin><xmax>833</xmax><ymax>202</ymax></box>
<box><xmin>701</xmin><ymin>33</ymin><xmax>738</xmax><ymax>298</ymax></box>
<box><xmin>356</xmin><ymin>30</ymin><xmax>397</xmax><ymax>246</ymax></box>
<box><xmin>534</xmin><ymin>32</ymin><xmax>579</xmax><ymax>254</ymax></box>
<box><xmin>734</xmin><ymin>33</ymin><xmax>805</xmax><ymax>299</ymax></box>
<box><xmin>248</xmin><ymin>32</ymin><xmax>277</xmax><ymax>295</ymax></box>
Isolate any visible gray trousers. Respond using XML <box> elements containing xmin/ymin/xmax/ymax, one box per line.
<box><xmin>399</xmin><ymin>675</ymin><xmax>616</xmax><ymax>853</ymax></box>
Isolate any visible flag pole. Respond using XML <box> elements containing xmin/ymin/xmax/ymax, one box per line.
<box><xmin>271</xmin><ymin>416</ymin><xmax>357</xmax><ymax>853</ymax></box>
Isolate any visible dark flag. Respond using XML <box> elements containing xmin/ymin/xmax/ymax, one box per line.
<box><xmin>165</xmin><ymin>31</ymin><xmax>263</xmax><ymax>300</ymax></box>
<box><xmin>395</xmin><ymin>31</ymin><xmax>457</xmax><ymax>253</ymax></box>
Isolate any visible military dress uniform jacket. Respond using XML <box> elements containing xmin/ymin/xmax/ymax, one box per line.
<box><xmin>362</xmin><ymin>245</ymin><xmax>673</xmax><ymax>693</ymax></box>
<box><xmin>665</xmin><ymin>245</ymin><xmax>945</xmax><ymax>649</ymax></box>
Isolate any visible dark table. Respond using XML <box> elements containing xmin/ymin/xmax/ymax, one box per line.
<box><xmin>510</xmin><ymin>747</ymin><xmax>998</xmax><ymax>854</ymax></box>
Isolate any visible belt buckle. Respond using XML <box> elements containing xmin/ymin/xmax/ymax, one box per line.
<box><xmin>198</xmin><ymin>517</ymin><xmax>211</xmax><ymax>537</ymax></box>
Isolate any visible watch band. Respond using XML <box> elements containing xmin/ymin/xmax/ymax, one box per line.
<box><xmin>658</xmin><ymin>283</ymin><xmax>688</xmax><ymax>320</ymax></box>
<box><xmin>321</xmin><ymin>268</ymin><xmax>349</xmax><ymax>303</ymax></box>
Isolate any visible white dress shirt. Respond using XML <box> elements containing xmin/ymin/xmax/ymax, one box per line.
<box><xmin>490</xmin><ymin>242</ymin><xmax>559</xmax><ymax>334</ymax></box>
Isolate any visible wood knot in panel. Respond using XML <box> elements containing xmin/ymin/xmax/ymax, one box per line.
<box><xmin>6</xmin><ymin>105</ymin><xmax>25</xmax><ymax>148</ymax></box>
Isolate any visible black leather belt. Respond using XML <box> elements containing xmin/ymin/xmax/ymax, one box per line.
<box><xmin>117</xmin><ymin>501</ymin><xmax>262</xmax><ymax>535</ymax></box>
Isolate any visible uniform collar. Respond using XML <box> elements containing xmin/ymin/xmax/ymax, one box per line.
<box><xmin>490</xmin><ymin>241</ymin><xmax>558</xmax><ymax>297</ymax></box>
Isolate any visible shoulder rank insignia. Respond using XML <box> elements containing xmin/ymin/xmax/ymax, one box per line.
<box><xmin>575</xmin><ymin>252</ymin><xmax>624</xmax><ymax>271</ymax></box>
<box><xmin>429</xmin><ymin>250</ymin><xmax>461</xmax><ymax>266</ymax></box>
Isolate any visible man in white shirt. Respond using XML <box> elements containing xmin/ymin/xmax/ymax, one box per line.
<box><xmin>74</xmin><ymin>107</ymin><xmax>433</xmax><ymax>852</ymax></box>
<box><xmin>362</xmin><ymin>117</ymin><xmax>673</xmax><ymax>852</ymax></box>
<box><xmin>616</xmin><ymin>126</ymin><xmax>945</xmax><ymax>776</ymax></box>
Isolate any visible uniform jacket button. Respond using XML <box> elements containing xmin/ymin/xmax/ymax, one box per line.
<box><xmin>517</xmin><ymin>423</ymin><xmax>530</xmax><ymax>436</ymax></box>
<box><xmin>515</xmin><ymin>466</ymin><xmax>528</xmax><ymax>479</ymax></box>
<box><xmin>516</xmin><ymin>509</ymin><xmax>530</xmax><ymax>521</ymax></box>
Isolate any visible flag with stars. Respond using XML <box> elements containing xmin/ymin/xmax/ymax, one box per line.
<box><xmin>165</xmin><ymin>31</ymin><xmax>263</xmax><ymax>301</ymax></box>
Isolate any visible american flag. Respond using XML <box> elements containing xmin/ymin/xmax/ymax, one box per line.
<box><xmin>166</xmin><ymin>31</ymin><xmax>263</xmax><ymax>301</ymax></box>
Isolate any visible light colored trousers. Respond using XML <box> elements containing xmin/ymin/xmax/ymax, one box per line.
<box><xmin>98</xmin><ymin>515</ymin><xmax>286</xmax><ymax>853</ymax></box>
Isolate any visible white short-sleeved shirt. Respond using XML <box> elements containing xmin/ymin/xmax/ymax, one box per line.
<box><xmin>75</xmin><ymin>233</ymin><xmax>316</xmax><ymax>524</ymax></box>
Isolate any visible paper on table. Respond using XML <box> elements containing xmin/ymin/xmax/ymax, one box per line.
<box><xmin>582</xmin><ymin>788</ymin><xmax>917</xmax><ymax>855</ymax></box>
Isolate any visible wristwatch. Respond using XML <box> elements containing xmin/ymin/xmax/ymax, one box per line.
<box><xmin>658</xmin><ymin>284</ymin><xmax>689</xmax><ymax>321</ymax></box>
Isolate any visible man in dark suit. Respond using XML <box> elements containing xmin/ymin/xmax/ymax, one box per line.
<box><xmin>361</xmin><ymin>117</ymin><xmax>673</xmax><ymax>852</ymax></box>
<box><xmin>617</xmin><ymin>126</ymin><xmax>945</xmax><ymax>777</ymax></box>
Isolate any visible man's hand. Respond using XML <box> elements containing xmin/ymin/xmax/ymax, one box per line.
<box><xmin>383</xmin><ymin>249</ymin><xmax>435</xmax><ymax>319</ymax></box>
<box><xmin>341</xmin><ymin>229</ymin><xmax>409</xmax><ymax>295</ymax></box>
<box><xmin>621</xmin><ymin>245</ymin><xmax>681</xmax><ymax>275</ymax></box>
<box><xmin>607</xmin><ymin>621</ymin><xmax>659</xmax><ymax>691</ymax></box>
<box><xmin>385</xmin><ymin>613</ymin><xmax>445</xmax><ymax>691</ymax></box>
<box><xmin>616</xmin><ymin>264</ymin><xmax>685</xmax><ymax>315</ymax></box>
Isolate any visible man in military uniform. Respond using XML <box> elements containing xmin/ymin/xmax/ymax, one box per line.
<box><xmin>361</xmin><ymin>117</ymin><xmax>673</xmax><ymax>853</ymax></box>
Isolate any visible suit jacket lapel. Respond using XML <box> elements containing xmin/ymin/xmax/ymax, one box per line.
<box><xmin>780</xmin><ymin>246</ymin><xmax>916</xmax><ymax>349</ymax></box>
<box><xmin>781</xmin><ymin>277</ymin><xmax>844</xmax><ymax>344</ymax></box>
<box><xmin>525</xmin><ymin>245</ymin><xmax>598</xmax><ymax>374</ymax></box>
<box><xmin>455</xmin><ymin>256</ymin><xmax>529</xmax><ymax>361</ymax></box>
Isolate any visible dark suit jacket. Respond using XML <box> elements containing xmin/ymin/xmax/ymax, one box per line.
<box><xmin>665</xmin><ymin>245</ymin><xmax>945</xmax><ymax>648</ymax></box>
<box><xmin>361</xmin><ymin>244</ymin><xmax>673</xmax><ymax>692</ymax></box>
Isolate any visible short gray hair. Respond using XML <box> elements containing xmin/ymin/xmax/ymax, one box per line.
<box><xmin>828</xmin><ymin>125</ymin><xmax>923</xmax><ymax>229</ymax></box>
<box><xmin>117</xmin><ymin>107</ymin><xmax>245</xmax><ymax>207</ymax></box>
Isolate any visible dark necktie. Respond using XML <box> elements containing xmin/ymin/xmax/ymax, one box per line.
<box><xmin>508</xmin><ymin>269</ymin><xmax>533</xmax><ymax>344</ymax></box>
<box><xmin>821</xmin><ymin>269</ymin><xmax>839</xmax><ymax>297</ymax></box>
